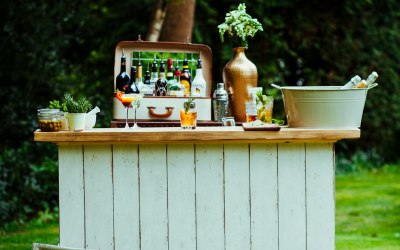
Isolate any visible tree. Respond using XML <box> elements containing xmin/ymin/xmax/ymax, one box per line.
<box><xmin>147</xmin><ymin>0</ymin><xmax>196</xmax><ymax>42</ymax></box>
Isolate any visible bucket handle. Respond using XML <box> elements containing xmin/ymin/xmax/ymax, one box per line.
<box><xmin>368</xmin><ymin>83</ymin><xmax>378</xmax><ymax>90</ymax></box>
<box><xmin>270</xmin><ymin>84</ymin><xmax>282</xmax><ymax>90</ymax></box>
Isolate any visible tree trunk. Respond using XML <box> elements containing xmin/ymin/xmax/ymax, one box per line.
<box><xmin>159</xmin><ymin>0</ymin><xmax>196</xmax><ymax>43</ymax></box>
<box><xmin>146</xmin><ymin>0</ymin><xmax>167</xmax><ymax>42</ymax></box>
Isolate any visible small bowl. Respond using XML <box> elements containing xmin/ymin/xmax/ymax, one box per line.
<box><xmin>85</xmin><ymin>114</ymin><xmax>96</xmax><ymax>129</ymax></box>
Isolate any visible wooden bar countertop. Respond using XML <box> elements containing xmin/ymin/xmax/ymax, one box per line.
<box><xmin>34</xmin><ymin>127</ymin><xmax>360</xmax><ymax>145</ymax></box>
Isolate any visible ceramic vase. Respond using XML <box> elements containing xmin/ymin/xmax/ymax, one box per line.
<box><xmin>222</xmin><ymin>47</ymin><xmax>258</xmax><ymax>122</ymax></box>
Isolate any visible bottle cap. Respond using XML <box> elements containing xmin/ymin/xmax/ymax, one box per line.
<box><xmin>197</xmin><ymin>59</ymin><xmax>202</xmax><ymax>69</ymax></box>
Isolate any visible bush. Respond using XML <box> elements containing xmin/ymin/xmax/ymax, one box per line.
<box><xmin>0</xmin><ymin>142</ymin><xmax>59</xmax><ymax>225</ymax></box>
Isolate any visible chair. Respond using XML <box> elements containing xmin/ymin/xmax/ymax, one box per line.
<box><xmin>32</xmin><ymin>243</ymin><xmax>96</xmax><ymax>250</ymax></box>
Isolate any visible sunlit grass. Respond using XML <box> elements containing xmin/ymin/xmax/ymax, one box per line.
<box><xmin>0</xmin><ymin>211</ymin><xmax>59</xmax><ymax>250</ymax></box>
<box><xmin>336</xmin><ymin>167</ymin><xmax>400</xmax><ymax>249</ymax></box>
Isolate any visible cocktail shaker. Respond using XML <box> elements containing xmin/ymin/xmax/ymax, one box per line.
<box><xmin>213</xmin><ymin>83</ymin><xmax>229</xmax><ymax>122</ymax></box>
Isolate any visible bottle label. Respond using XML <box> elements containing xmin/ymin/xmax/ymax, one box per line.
<box><xmin>181</xmin><ymin>80</ymin><xmax>191</xmax><ymax>96</ymax></box>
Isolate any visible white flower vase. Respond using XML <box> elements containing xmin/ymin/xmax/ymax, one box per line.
<box><xmin>68</xmin><ymin>113</ymin><xmax>87</xmax><ymax>131</ymax></box>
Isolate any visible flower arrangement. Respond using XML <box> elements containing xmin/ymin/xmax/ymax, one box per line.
<box><xmin>218</xmin><ymin>3</ymin><xmax>263</xmax><ymax>49</ymax></box>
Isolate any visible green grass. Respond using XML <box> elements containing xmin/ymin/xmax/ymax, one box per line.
<box><xmin>336</xmin><ymin>167</ymin><xmax>400</xmax><ymax>250</ymax></box>
<box><xmin>0</xmin><ymin>211</ymin><xmax>59</xmax><ymax>250</ymax></box>
<box><xmin>1</xmin><ymin>168</ymin><xmax>399</xmax><ymax>250</ymax></box>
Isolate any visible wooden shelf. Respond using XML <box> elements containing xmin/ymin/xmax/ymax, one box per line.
<box><xmin>34</xmin><ymin>127</ymin><xmax>360</xmax><ymax>144</ymax></box>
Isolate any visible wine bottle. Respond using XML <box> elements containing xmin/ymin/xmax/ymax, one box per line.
<box><xmin>149</xmin><ymin>55</ymin><xmax>158</xmax><ymax>96</ymax></box>
<box><xmin>156</xmin><ymin>59</ymin><xmax>168</xmax><ymax>96</ymax></box>
<box><xmin>137</xmin><ymin>52</ymin><xmax>144</xmax><ymax>91</ymax></box>
<box><xmin>129</xmin><ymin>65</ymin><xmax>140</xmax><ymax>93</ymax></box>
<box><xmin>142</xmin><ymin>63</ymin><xmax>153</xmax><ymax>96</ymax></box>
<box><xmin>166</xmin><ymin>58</ymin><xmax>174</xmax><ymax>84</ymax></box>
<box><xmin>180</xmin><ymin>57</ymin><xmax>191</xmax><ymax>96</ymax></box>
<box><xmin>191</xmin><ymin>58</ymin><xmax>207</xmax><ymax>97</ymax></box>
<box><xmin>116</xmin><ymin>48</ymin><xmax>131</xmax><ymax>92</ymax></box>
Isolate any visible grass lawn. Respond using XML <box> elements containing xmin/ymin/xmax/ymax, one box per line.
<box><xmin>336</xmin><ymin>167</ymin><xmax>400</xmax><ymax>250</ymax></box>
<box><xmin>1</xmin><ymin>168</ymin><xmax>399</xmax><ymax>250</ymax></box>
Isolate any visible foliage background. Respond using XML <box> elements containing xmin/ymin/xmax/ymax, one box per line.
<box><xmin>0</xmin><ymin>0</ymin><xmax>399</xmax><ymax>225</ymax></box>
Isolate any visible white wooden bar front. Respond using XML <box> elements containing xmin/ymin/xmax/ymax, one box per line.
<box><xmin>35</xmin><ymin>127</ymin><xmax>360</xmax><ymax>250</ymax></box>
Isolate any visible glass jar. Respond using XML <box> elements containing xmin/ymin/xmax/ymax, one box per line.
<box><xmin>37</xmin><ymin>109</ymin><xmax>62</xmax><ymax>132</ymax></box>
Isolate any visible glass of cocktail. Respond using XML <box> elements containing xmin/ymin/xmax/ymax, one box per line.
<box><xmin>130</xmin><ymin>93</ymin><xmax>144</xmax><ymax>129</ymax></box>
<box><xmin>120</xmin><ymin>93</ymin><xmax>135</xmax><ymax>129</ymax></box>
<box><xmin>180</xmin><ymin>109</ymin><xmax>197</xmax><ymax>129</ymax></box>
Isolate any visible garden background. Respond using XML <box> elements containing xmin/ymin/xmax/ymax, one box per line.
<box><xmin>0</xmin><ymin>0</ymin><xmax>399</xmax><ymax>249</ymax></box>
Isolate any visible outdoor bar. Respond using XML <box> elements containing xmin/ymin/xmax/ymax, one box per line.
<box><xmin>34</xmin><ymin>127</ymin><xmax>360</xmax><ymax>250</ymax></box>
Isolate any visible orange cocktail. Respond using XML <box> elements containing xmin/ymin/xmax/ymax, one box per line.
<box><xmin>180</xmin><ymin>109</ymin><xmax>197</xmax><ymax>129</ymax></box>
<box><xmin>121</xmin><ymin>96</ymin><xmax>135</xmax><ymax>107</ymax></box>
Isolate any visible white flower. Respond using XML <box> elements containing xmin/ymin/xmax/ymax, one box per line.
<box><xmin>218</xmin><ymin>3</ymin><xmax>263</xmax><ymax>48</ymax></box>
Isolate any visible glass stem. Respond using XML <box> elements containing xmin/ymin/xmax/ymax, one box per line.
<box><xmin>125</xmin><ymin>107</ymin><xmax>129</xmax><ymax>128</ymax></box>
<box><xmin>134</xmin><ymin>108</ymin><xmax>137</xmax><ymax>127</ymax></box>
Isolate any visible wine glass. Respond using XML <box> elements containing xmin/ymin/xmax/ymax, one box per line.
<box><xmin>120</xmin><ymin>94</ymin><xmax>135</xmax><ymax>129</ymax></box>
<box><xmin>130</xmin><ymin>93</ymin><xmax>144</xmax><ymax>129</ymax></box>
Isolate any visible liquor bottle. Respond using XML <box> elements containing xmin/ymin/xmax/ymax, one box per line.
<box><xmin>156</xmin><ymin>59</ymin><xmax>168</xmax><ymax>96</ymax></box>
<box><xmin>365</xmin><ymin>71</ymin><xmax>378</xmax><ymax>86</ymax></box>
<box><xmin>130</xmin><ymin>65</ymin><xmax>140</xmax><ymax>93</ymax></box>
<box><xmin>166</xmin><ymin>58</ymin><xmax>174</xmax><ymax>85</ymax></box>
<box><xmin>116</xmin><ymin>48</ymin><xmax>131</xmax><ymax>92</ymax></box>
<box><xmin>149</xmin><ymin>55</ymin><xmax>158</xmax><ymax>96</ymax></box>
<box><xmin>174</xmin><ymin>59</ymin><xmax>181</xmax><ymax>84</ymax></box>
<box><xmin>144</xmin><ymin>63</ymin><xmax>151</xmax><ymax>85</ymax></box>
<box><xmin>191</xmin><ymin>58</ymin><xmax>207</xmax><ymax>97</ymax></box>
<box><xmin>136</xmin><ymin>52</ymin><xmax>144</xmax><ymax>91</ymax></box>
<box><xmin>180</xmin><ymin>57</ymin><xmax>191</xmax><ymax>96</ymax></box>
<box><xmin>341</xmin><ymin>75</ymin><xmax>361</xmax><ymax>89</ymax></box>
<box><xmin>142</xmin><ymin>63</ymin><xmax>153</xmax><ymax>96</ymax></box>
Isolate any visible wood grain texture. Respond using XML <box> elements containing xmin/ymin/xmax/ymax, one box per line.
<box><xmin>249</xmin><ymin>144</ymin><xmax>279</xmax><ymax>250</ymax></box>
<box><xmin>167</xmin><ymin>144</ymin><xmax>196</xmax><ymax>250</ymax></box>
<box><xmin>224</xmin><ymin>144</ymin><xmax>251</xmax><ymax>250</ymax></box>
<box><xmin>113</xmin><ymin>145</ymin><xmax>140</xmax><ymax>250</ymax></box>
<box><xmin>278</xmin><ymin>143</ymin><xmax>307</xmax><ymax>250</ymax></box>
<box><xmin>306</xmin><ymin>143</ymin><xmax>335</xmax><ymax>250</ymax></box>
<box><xmin>34</xmin><ymin>127</ymin><xmax>360</xmax><ymax>144</ymax></box>
<box><xmin>195</xmin><ymin>144</ymin><xmax>225</xmax><ymax>250</ymax></box>
<box><xmin>83</xmin><ymin>145</ymin><xmax>114</xmax><ymax>250</ymax></box>
<box><xmin>139</xmin><ymin>144</ymin><xmax>168</xmax><ymax>250</ymax></box>
<box><xmin>58</xmin><ymin>145</ymin><xmax>85</xmax><ymax>248</ymax></box>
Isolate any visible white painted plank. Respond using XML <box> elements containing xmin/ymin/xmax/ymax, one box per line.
<box><xmin>113</xmin><ymin>145</ymin><xmax>140</xmax><ymax>250</ymax></box>
<box><xmin>167</xmin><ymin>144</ymin><xmax>196</xmax><ymax>250</ymax></box>
<box><xmin>278</xmin><ymin>143</ymin><xmax>306</xmax><ymax>250</ymax></box>
<box><xmin>306</xmin><ymin>143</ymin><xmax>335</xmax><ymax>250</ymax></box>
<box><xmin>224</xmin><ymin>144</ymin><xmax>251</xmax><ymax>250</ymax></box>
<box><xmin>58</xmin><ymin>145</ymin><xmax>85</xmax><ymax>248</ymax></box>
<box><xmin>139</xmin><ymin>144</ymin><xmax>168</xmax><ymax>250</ymax></box>
<box><xmin>84</xmin><ymin>145</ymin><xmax>114</xmax><ymax>250</ymax></box>
<box><xmin>195</xmin><ymin>144</ymin><xmax>225</xmax><ymax>250</ymax></box>
<box><xmin>249</xmin><ymin>143</ymin><xmax>278</xmax><ymax>250</ymax></box>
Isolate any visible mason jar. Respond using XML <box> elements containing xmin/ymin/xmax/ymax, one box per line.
<box><xmin>37</xmin><ymin>109</ymin><xmax>63</xmax><ymax>132</ymax></box>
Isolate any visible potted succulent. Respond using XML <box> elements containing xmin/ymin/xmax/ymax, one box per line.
<box><xmin>64</xmin><ymin>93</ymin><xmax>92</xmax><ymax>131</ymax></box>
<box><xmin>218</xmin><ymin>3</ymin><xmax>263</xmax><ymax>122</ymax></box>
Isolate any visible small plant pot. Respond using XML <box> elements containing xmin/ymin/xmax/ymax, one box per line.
<box><xmin>68</xmin><ymin>113</ymin><xmax>87</xmax><ymax>131</ymax></box>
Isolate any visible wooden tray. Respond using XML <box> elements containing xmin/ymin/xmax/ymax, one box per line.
<box><xmin>242</xmin><ymin>123</ymin><xmax>281</xmax><ymax>131</ymax></box>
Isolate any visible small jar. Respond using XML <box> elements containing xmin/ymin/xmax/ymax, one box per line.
<box><xmin>37</xmin><ymin>109</ymin><xmax>62</xmax><ymax>132</ymax></box>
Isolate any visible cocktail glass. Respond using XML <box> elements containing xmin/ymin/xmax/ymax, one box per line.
<box><xmin>257</xmin><ymin>95</ymin><xmax>274</xmax><ymax>123</ymax></box>
<box><xmin>180</xmin><ymin>109</ymin><xmax>197</xmax><ymax>129</ymax></box>
<box><xmin>130</xmin><ymin>93</ymin><xmax>144</xmax><ymax>129</ymax></box>
<box><xmin>120</xmin><ymin>94</ymin><xmax>135</xmax><ymax>129</ymax></box>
